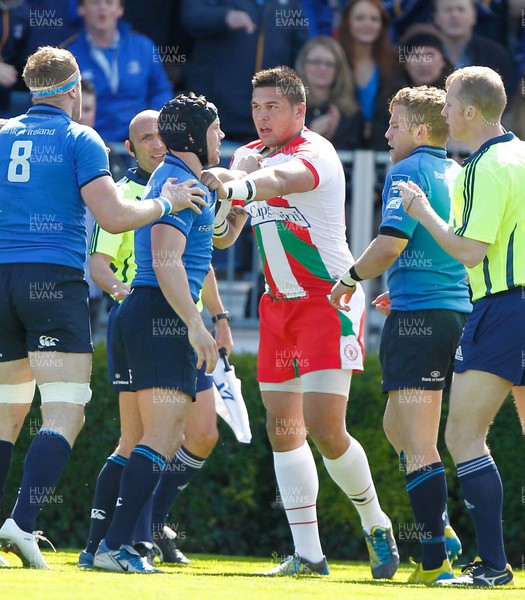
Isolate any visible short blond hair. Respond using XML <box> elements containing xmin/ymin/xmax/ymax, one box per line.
<box><xmin>389</xmin><ymin>85</ymin><xmax>449</xmax><ymax>146</ymax></box>
<box><xmin>445</xmin><ymin>66</ymin><xmax>507</xmax><ymax>122</ymax></box>
<box><xmin>23</xmin><ymin>46</ymin><xmax>79</xmax><ymax>102</ymax></box>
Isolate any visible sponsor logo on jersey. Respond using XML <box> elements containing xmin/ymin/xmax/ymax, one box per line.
<box><xmin>455</xmin><ymin>346</ymin><xmax>463</xmax><ymax>361</ymax></box>
<box><xmin>386</xmin><ymin>197</ymin><xmax>402</xmax><ymax>210</ymax></box>
<box><xmin>244</xmin><ymin>203</ymin><xmax>310</xmax><ymax>228</ymax></box>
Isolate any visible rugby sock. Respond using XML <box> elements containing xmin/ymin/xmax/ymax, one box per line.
<box><xmin>273</xmin><ymin>442</ymin><xmax>323</xmax><ymax>564</ymax></box>
<box><xmin>85</xmin><ymin>454</ymin><xmax>127</xmax><ymax>554</ymax></box>
<box><xmin>11</xmin><ymin>430</ymin><xmax>71</xmax><ymax>532</ymax></box>
<box><xmin>457</xmin><ymin>455</ymin><xmax>507</xmax><ymax>570</ymax></box>
<box><xmin>150</xmin><ymin>446</ymin><xmax>206</xmax><ymax>537</ymax></box>
<box><xmin>405</xmin><ymin>462</ymin><xmax>447</xmax><ymax>570</ymax></box>
<box><xmin>323</xmin><ymin>438</ymin><xmax>387</xmax><ymax>533</ymax></box>
<box><xmin>104</xmin><ymin>445</ymin><xmax>166</xmax><ymax>550</ymax></box>
<box><xmin>133</xmin><ymin>494</ymin><xmax>154</xmax><ymax>544</ymax></box>
<box><xmin>0</xmin><ymin>440</ymin><xmax>14</xmax><ymax>511</ymax></box>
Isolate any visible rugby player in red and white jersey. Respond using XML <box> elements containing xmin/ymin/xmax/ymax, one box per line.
<box><xmin>202</xmin><ymin>66</ymin><xmax>398</xmax><ymax>579</ymax></box>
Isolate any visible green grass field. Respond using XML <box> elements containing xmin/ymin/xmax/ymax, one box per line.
<box><xmin>0</xmin><ymin>551</ymin><xmax>523</xmax><ymax>600</ymax></box>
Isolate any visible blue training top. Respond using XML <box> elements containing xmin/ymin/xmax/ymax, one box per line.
<box><xmin>132</xmin><ymin>154</ymin><xmax>216</xmax><ymax>302</ymax></box>
<box><xmin>0</xmin><ymin>105</ymin><xmax>111</xmax><ymax>270</ymax></box>
<box><xmin>380</xmin><ymin>146</ymin><xmax>472</xmax><ymax>312</ymax></box>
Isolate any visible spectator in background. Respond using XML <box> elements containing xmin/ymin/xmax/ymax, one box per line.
<box><xmin>295</xmin><ymin>35</ymin><xmax>364</xmax><ymax>148</ymax></box>
<box><xmin>63</xmin><ymin>0</ymin><xmax>173</xmax><ymax>142</ymax></box>
<box><xmin>398</xmin><ymin>24</ymin><xmax>453</xmax><ymax>88</ymax></box>
<box><xmin>181</xmin><ymin>0</ymin><xmax>308</xmax><ymax>144</ymax></box>
<box><xmin>123</xmin><ymin>0</ymin><xmax>192</xmax><ymax>88</ymax></box>
<box><xmin>302</xmin><ymin>0</ymin><xmax>343</xmax><ymax>36</ymax></box>
<box><xmin>383</xmin><ymin>1</ymin><xmax>510</xmax><ymax>47</ymax></box>
<box><xmin>337</xmin><ymin>0</ymin><xmax>400</xmax><ymax>150</ymax></box>
<box><xmin>25</xmin><ymin>0</ymin><xmax>82</xmax><ymax>56</ymax></box>
<box><xmin>0</xmin><ymin>0</ymin><xmax>30</xmax><ymax>118</ymax></box>
<box><xmin>433</xmin><ymin>0</ymin><xmax>515</xmax><ymax>98</ymax></box>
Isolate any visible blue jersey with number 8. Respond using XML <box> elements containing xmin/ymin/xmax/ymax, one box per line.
<box><xmin>0</xmin><ymin>105</ymin><xmax>111</xmax><ymax>270</ymax></box>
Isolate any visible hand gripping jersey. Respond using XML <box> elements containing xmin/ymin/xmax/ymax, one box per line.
<box><xmin>231</xmin><ymin>128</ymin><xmax>354</xmax><ymax>299</ymax></box>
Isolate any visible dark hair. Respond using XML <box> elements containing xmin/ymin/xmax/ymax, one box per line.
<box><xmin>252</xmin><ymin>66</ymin><xmax>306</xmax><ymax>105</ymax></box>
<box><xmin>81</xmin><ymin>78</ymin><xmax>95</xmax><ymax>95</ymax></box>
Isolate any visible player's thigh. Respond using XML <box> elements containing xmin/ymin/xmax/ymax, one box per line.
<box><xmin>512</xmin><ymin>386</ymin><xmax>525</xmax><ymax>433</ymax></box>
<box><xmin>29</xmin><ymin>352</ymin><xmax>92</xmax><ymax>384</ymax></box>
<box><xmin>446</xmin><ymin>370</ymin><xmax>511</xmax><ymax>447</ymax></box>
<box><xmin>185</xmin><ymin>385</ymin><xmax>217</xmax><ymax>442</ymax></box>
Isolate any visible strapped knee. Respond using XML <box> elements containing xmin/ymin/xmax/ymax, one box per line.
<box><xmin>38</xmin><ymin>382</ymin><xmax>92</xmax><ymax>406</ymax></box>
<box><xmin>0</xmin><ymin>380</ymin><xmax>36</xmax><ymax>404</ymax></box>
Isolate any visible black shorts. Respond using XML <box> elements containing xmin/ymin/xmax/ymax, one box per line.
<box><xmin>380</xmin><ymin>309</ymin><xmax>468</xmax><ymax>393</ymax></box>
<box><xmin>0</xmin><ymin>263</ymin><xmax>92</xmax><ymax>362</ymax></box>
<box><xmin>111</xmin><ymin>287</ymin><xmax>198</xmax><ymax>398</ymax></box>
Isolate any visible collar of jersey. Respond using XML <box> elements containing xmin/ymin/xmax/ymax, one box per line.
<box><xmin>463</xmin><ymin>132</ymin><xmax>516</xmax><ymax>165</ymax></box>
<box><xmin>27</xmin><ymin>104</ymin><xmax>70</xmax><ymax>118</ymax></box>
<box><xmin>126</xmin><ymin>167</ymin><xmax>149</xmax><ymax>186</ymax></box>
<box><xmin>164</xmin><ymin>153</ymin><xmax>200</xmax><ymax>179</ymax></box>
<box><xmin>410</xmin><ymin>145</ymin><xmax>446</xmax><ymax>159</ymax></box>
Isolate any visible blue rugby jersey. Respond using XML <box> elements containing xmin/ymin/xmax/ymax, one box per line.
<box><xmin>132</xmin><ymin>154</ymin><xmax>216</xmax><ymax>302</ymax></box>
<box><xmin>380</xmin><ymin>146</ymin><xmax>472</xmax><ymax>312</ymax></box>
<box><xmin>0</xmin><ymin>105</ymin><xmax>110</xmax><ymax>270</ymax></box>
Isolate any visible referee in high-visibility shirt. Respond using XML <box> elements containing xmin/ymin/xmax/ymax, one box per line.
<box><xmin>397</xmin><ymin>66</ymin><xmax>524</xmax><ymax>588</ymax></box>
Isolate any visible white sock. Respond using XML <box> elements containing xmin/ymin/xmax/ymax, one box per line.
<box><xmin>323</xmin><ymin>437</ymin><xmax>388</xmax><ymax>533</ymax></box>
<box><xmin>273</xmin><ymin>442</ymin><xmax>323</xmax><ymax>563</ymax></box>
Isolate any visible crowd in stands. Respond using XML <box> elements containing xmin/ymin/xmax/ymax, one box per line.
<box><xmin>0</xmin><ymin>0</ymin><xmax>524</xmax><ymax>149</ymax></box>
<box><xmin>0</xmin><ymin>0</ymin><xmax>523</xmax><ymax>315</ymax></box>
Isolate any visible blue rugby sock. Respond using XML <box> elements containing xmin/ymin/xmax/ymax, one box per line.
<box><xmin>11</xmin><ymin>430</ymin><xmax>71</xmax><ymax>532</ymax></box>
<box><xmin>457</xmin><ymin>455</ymin><xmax>507</xmax><ymax>570</ymax></box>
<box><xmin>133</xmin><ymin>494</ymin><xmax>154</xmax><ymax>544</ymax></box>
<box><xmin>104</xmin><ymin>445</ymin><xmax>166</xmax><ymax>550</ymax></box>
<box><xmin>85</xmin><ymin>454</ymin><xmax>128</xmax><ymax>554</ymax></box>
<box><xmin>405</xmin><ymin>461</ymin><xmax>447</xmax><ymax>570</ymax></box>
<box><xmin>0</xmin><ymin>440</ymin><xmax>14</xmax><ymax>510</ymax></box>
<box><xmin>151</xmin><ymin>446</ymin><xmax>205</xmax><ymax>537</ymax></box>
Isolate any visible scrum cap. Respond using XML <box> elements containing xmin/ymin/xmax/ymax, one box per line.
<box><xmin>158</xmin><ymin>92</ymin><xmax>218</xmax><ymax>165</ymax></box>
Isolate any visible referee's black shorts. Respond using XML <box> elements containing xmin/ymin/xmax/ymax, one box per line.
<box><xmin>380</xmin><ymin>309</ymin><xmax>468</xmax><ymax>393</ymax></box>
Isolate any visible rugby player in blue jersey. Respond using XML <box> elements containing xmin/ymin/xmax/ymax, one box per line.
<box><xmin>93</xmin><ymin>93</ymin><xmax>223</xmax><ymax>573</ymax></box>
<box><xmin>397</xmin><ymin>66</ymin><xmax>522</xmax><ymax>587</ymax></box>
<box><xmin>331</xmin><ymin>86</ymin><xmax>471</xmax><ymax>584</ymax></box>
<box><xmin>0</xmin><ymin>47</ymin><xmax>205</xmax><ymax>569</ymax></box>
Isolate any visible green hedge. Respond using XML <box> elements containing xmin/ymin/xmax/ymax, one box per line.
<box><xmin>4</xmin><ymin>347</ymin><xmax>524</xmax><ymax>564</ymax></box>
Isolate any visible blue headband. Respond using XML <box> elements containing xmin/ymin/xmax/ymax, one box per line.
<box><xmin>30</xmin><ymin>71</ymin><xmax>80</xmax><ymax>98</ymax></box>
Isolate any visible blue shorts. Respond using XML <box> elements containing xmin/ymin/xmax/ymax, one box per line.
<box><xmin>0</xmin><ymin>263</ymin><xmax>92</xmax><ymax>361</ymax></box>
<box><xmin>197</xmin><ymin>361</ymin><xmax>214</xmax><ymax>392</ymax></box>
<box><xmin>111</xmin><ymin>287</ymin><xmax>198</xmax><ymax>397</ymax></box>
<box><xmin>455</xmin><ymin>286</ymin><xmax>525</xmax><ymax>385</ymax></box>
<box><xmin>108</xmin><ymin>295</ymin><xmax>213</xmax><ymax>394</ymax></box>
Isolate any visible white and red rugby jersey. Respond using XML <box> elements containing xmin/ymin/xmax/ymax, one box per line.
<box><xmin>231</xmin><ymin>128</ymin><xmax>354</xmax><ymax>299</ymax></box>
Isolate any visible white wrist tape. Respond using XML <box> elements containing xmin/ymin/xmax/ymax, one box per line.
<box><xmin>223</xmin><ymin>178</ymin><xmax>256</xmax><ymax>201</ymax></box>
<box><xmin>155</xmin><ymin>195</ymin><xmax>172</xmax><ymax>218</ymax></box>
<box><xmin>213</xmin><ymin>219</ymin><xmax>230</xmax><ymax>238</ymax></box>
<box><xmin>340</xmin><ymin>270</ymin><xmax>358</xmax><ymax>287</ymax></box>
